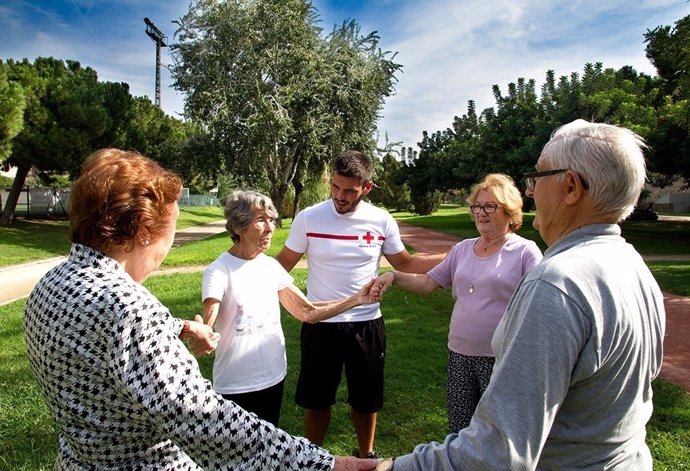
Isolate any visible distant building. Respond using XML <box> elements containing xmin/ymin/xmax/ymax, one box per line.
<box><xmin>654</xmin><ymin>192</ymin><xmax>690</xmax><ymax>213</ymax></box>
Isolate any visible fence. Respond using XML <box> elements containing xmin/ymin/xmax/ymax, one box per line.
<box><xmin>1</xmin><ymin>187</ymin><xmax>218</xmax><ymax>216</ymax></box>
<box><xmin>178</xmin><ymin>188</ymin><xmax>220</xmax><ymax>207</ymax></box>
<box><xmin>0</xmin><ymin>187</ymin><xmax>70</xmax><ymax>217</ymax></box>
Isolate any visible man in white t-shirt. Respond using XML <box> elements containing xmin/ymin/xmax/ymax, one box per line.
<box><xmin>276</xmin><ymin>150</ymin><xmax>445</xmax><ymax>458</ymax></box>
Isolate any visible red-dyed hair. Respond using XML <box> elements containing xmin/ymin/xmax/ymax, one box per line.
<box><xmin>69</xmin><ymin>148</ymin><xmax>182</xmax><ymax>253</ymax></box>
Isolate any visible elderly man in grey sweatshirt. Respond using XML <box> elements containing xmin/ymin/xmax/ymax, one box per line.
<box><xmin>379</xmin><ymin>120</ymin><xmax>665</xmax><ymax>471</ymax></box>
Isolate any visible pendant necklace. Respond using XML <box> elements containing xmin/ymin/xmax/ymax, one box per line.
<box><xmin>468</xmin><ymin>260</ymin><xmax>489</xmax><ymax>294</ymax></box>
<box><xmin>468</xmin><ymin>236</ymin><xmax>508</xmax><ymax>293</ymax></box>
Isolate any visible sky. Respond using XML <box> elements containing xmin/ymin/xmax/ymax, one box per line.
<box><xmin>1</xmin><ymin>0</ymin><xmax>688</xmax><ymax>150</ymax></box>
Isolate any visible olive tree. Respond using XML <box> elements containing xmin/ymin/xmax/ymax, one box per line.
<box><xmin>170</xmin><ymin>0</ymin><xmax>401</xmax><ymax>220</ymax></box>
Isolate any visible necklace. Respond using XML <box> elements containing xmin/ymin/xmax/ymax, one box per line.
<box><xmin>468</xmin><ymin>235</ymin><xmax>509</xmax><ymax>293</ymax></box>
<box><xmin>468</xmin><ymin>260</ymin><xmax>489</xmax><ymax>294</ymax></box>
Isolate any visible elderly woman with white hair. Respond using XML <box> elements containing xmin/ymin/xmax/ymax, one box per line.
<box><xmin>201</xmin><ymin>190</ymin><xmax>377</xmax><ymax>427</ymax></box>
<box><xmin>376</xmin><ymin>120</ymin><xmax>665</xmax><ymax>471</ymax></box>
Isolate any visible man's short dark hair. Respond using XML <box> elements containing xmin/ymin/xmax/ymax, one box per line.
<box><xmin>334</xmin><ymin>150</ymin><xmax>373</xmax><ymax>184</ymax></box>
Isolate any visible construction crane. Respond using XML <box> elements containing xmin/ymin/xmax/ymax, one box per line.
<box><xmin>144</xmin><ymin>17</ymin><xmax>167</xmax><ymax>107</ymax></box>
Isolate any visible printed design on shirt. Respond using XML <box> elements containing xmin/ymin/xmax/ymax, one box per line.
<box><xmin>235</xmin><ymin>304</ymin><xmax>245</xmax><ymax>332</ymax></box>
<box><xmin>307</xmin><ymin>231</ymin><xmax>385</xmax><ymax>249</ymax></box>
<box><xmin>233</xmin><ymin>303</ymin><xmax>269</xmax><ymax>336</ymax></box>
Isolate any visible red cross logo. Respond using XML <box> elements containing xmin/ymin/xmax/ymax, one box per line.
<box><xmin>362</xmin><ymin>231</ymin><xmax>375</xmax><ymax>244</ymax></box>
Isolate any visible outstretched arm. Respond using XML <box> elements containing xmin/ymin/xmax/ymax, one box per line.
<box><xmin>180</xmin><ymin>314</ymin><xmax>220</xmax><ymax>357</ymax></box>
<box><xmin>201</xmin><ymin>297</ymin><xmax>221</xmax><ymax>328</ymax></box>
<box><xmin>384</xmin><ymin>249</ymin><xmax>447</xmax><ymax>274</ymax></box>
<box><xmin>278</xmin><ymin>279</ymin><xmax>377</xmax><ymax>324</ymax></box>
<box><xmin>372</xmin><ymin>271</ymin><xmax>441</xmax><ymax>300</ymax></box>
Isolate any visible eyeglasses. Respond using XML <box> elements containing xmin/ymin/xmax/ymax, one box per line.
<box><xmin>469</xmin><ymin>203</ymin><xmax>502</xmax><ymax>214</ymax></box>
<box><xmin>523</xmin><ymin>169</ymin><xmax>589</xmax><ymax>193</ymax></box>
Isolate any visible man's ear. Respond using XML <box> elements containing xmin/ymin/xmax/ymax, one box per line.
<box><xmin>564</xmin><ymin>170</ymin><xmax>585</xmax><ymax>205</ymax></box>
<box><xmin>363</xmin><ymin>181</ymin><xmax>373</xmax><ymax>194</ymax></box>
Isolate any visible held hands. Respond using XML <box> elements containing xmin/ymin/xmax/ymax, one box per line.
<box><xmin>333</xmin><ymin>456</ymin><xmax>379</xmax><ymax>471</ymax></box>
<box><xmin>356</xmin><ymin>279</ymin><xmax>379</xmax><ymax>304</ymax></box>
<box><xmin>370</xmin><ymin>271</ymin><xmax>395</xmax><ymax>301</ymax></box>
<box><xmin>186</xmin><ymin>314</ymin><xmax>220</xmax><ymax>357</ymax></box>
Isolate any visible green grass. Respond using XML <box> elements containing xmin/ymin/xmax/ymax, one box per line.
<box><xmin>175</xmin><ymin>205</ymin><xmax>224</xmax><ymax>230</ymax></box>
<box><xmin>619</xmin><ymin>220</ymin><xmax>690</xmax><ymax>256</ymax></box>
<box><xmin>0</xmin><ymin>219</ymin><xmax>71</xmax><ymax>267</ymax></box>
<box><xmin>0</xmin><ymin>206</ymin><xmax>224</xmax><ymax>268</ymax></box>
<box><xmin>647</xmin><ymin>262</ymin><xmax>690</xmax><ymax>297</ymax></box>
<box><xmin>160</xmin><ymin>218</ymin><xmax>292</xmax><ymax>268</ymax></box>
<box><xmin>1</xmin><ymin>272</ymin><xmax>687</xmax><ymax>469</ymax></box>
<box><xmin>394</xmin><ymin>204</ymin><xmax>690</xmax><ymax>256</ymax></box>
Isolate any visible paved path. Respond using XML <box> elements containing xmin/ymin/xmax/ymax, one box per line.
<box><xmin>1</xmin><ymin>220</ymin><xmax>688</xmax><ymax>393</ymax></box>
<box><xmin>0</xmin><ymin>221</ymin><xmax>228</xmax><ymax>306</ymax></box>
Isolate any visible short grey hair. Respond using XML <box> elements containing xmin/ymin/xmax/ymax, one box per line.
<box><xmin>224</xmin><ymin>190</ymin><xmax>278</xmax><ymax>243</ymax></box>
<box><xmin>539</xmin><ymin>119</ymin><xmax>647</xmax><ymax>222</ymax></box>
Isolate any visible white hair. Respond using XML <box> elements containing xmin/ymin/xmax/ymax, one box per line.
<box><xmin>539</xmin><ymin>119</ymin><xmax>647</xmax><ymax>221</ymax></box>
<box><xmin>224</xmin><ymin>190</ymin><xmax>277</xmax><ymax>242</ymax></box>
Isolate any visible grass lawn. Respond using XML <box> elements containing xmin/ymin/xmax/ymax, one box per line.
<box><xmin>160</xmin><ymin>219</ymin><xmax>292</xmax><ymax>269</ymax></box>
<box><xmin>1</xmin><ymin>272</ymin><xmax>688</xmax><ymax>469</ymax></box>
<box><xmin>648</xmin><ymin>262</ymin><xmax>690</xmax><ymax>297</ymax></box>
<box><xmin>0</xmin><ymin>206</ymin><xmax>224</xmax><ymax>268</ymax></box>
<box><xmin>175</xmin><ymin>205</ymin><xmax>224</xmax><ymax>230</ymax></box>
<box><xmin>395</xmin><ymin>204</ymin><xmax>690</xmax><ymax>256</ymax></box>
<box><xmin>0</xmin><ymin>219</ymin><xmax>71</xmax><ymax>268</ymax></box>
<box><xmin>1</xmin><ymin>203</ymin><xmax>689</xmax><ymax>468</ymax></box>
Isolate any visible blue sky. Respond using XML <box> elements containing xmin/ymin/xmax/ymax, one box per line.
<box><xmin>1</xmin><ymin>0</ymin><xmax>688</xmax><ymax>150</ymax></box>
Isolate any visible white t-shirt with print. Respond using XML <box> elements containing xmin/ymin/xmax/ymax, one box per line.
<box><xmin>285</xmin><ymin>199</ymin><xmax>405</xmax><ymax>322</ymax></box>
<box><xmin>202</xmin><ymin>252</ymin><xmax>293</xmax><ymax>394</ymax></box>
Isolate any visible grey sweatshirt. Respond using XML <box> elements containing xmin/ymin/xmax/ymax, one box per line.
<box><xmin>393</xmin><ymin>224</ymin><xmax>666</xmax><ymax>470</ymax></box>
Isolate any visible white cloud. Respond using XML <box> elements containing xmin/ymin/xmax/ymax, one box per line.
<box><xmin>2</xmin><ymin>0</ymin><xmax>688</xmax><ymax>149</ymax></box>
<box><xmin>361</xmin><ymin>0</ymin><xmax>688</xmax><ymax>149</ymax></box>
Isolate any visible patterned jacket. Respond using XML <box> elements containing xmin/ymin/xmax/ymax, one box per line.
<box><xmin>24</xmin><ymin>243</ymin><xmax>333</xmax><ymax>470</ymax></box>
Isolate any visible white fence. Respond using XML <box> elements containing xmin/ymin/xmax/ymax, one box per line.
<box><xmin>0</xmin><ymin>188</ymin><xmax>70</xmax><ymax>216</ymax></box>
<box><xmin>1</xmin><ymin>186</ymin><xmax>218</xmax><ymax>215</ymax></box>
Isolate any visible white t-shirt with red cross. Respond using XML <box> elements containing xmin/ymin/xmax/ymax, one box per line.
<box><xmin>285</xmin><ymin>199</ymin><xmax>405</xmax><ymax>322</ymax></box>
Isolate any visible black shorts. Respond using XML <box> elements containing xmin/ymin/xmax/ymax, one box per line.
<box><xmin>221</xmin><ymin>379</ymin><xmax>284</xmax><ymax>427</ymax></box>
<box><xmin>295</xmin><ymin>317</ymin><xmax>386</xmax><ymax>414</ymax></box>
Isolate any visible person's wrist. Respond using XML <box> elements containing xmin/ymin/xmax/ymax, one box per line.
<box><xmin>180</xmin><ymin>319</ymin><xmax>191</xmax><ymax>340</ymax></box>
<box><xmin>377</xmin><ymin>457</ymin><xmax>394</xmax><ymax>471</ymax></box>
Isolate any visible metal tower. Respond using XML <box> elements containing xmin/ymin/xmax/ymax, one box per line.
<box><xmin>144</xmin><ymin>17</ymin><xmax>167</xmax><ymax>107</ymax></box>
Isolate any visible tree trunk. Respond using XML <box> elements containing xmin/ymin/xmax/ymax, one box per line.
<box><xmin>271</xmin><ymin>184</ymin><xmax>288</xmax><ymax>229</ymax></box>
<box><xmin>0</xmin><ymin>164</ymin><xmax>31</xmax><ymax>226</ymax></box>
<box><xmin>292</xmin><ymin>178</ymin><xmax>304</xmax><ymax>218</ymax></box>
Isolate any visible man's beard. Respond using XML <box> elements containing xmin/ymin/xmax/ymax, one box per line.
<box><xmin>333</xmin><ymin>194</ymin><xmax>365</xmax><ymax>214</ymax></box>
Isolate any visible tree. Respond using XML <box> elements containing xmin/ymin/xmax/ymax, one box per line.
<box><xmin>645</xmin><ymin>15</ymin><xmax>690</xmax><ymax>186</ymax></box>
<box><xmin>368</xmin><ymin>151</ymin><xmax>411</xmax><ymax>211</ymax></box>
<box><xmin>0</xmin><ymin>61</ymin><xmax>26</xmax><ymax>163</ymax></box>
<box><xmin>0</xmin><ymin>58</ymin><xmax>131</xmax><ymax>225</ymax></box>
<box><xmin>645</xmin><ymin>15</ymin><xmax>690</xmax><ymax>99</ymax></box>
<box><xmin>170</xmin><ymin>0</ymin><xmax>401</xmax><ymax>223</ymax></box>
<box><xmin>400</xmin><ymin>61</ymin><xmax>661</xmax><ymax>208</ymax></box>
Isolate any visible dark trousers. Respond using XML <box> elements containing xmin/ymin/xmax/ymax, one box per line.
<box><xmin>222</xmin><ymin>379</ymin><xmax>285</xmax><ymax>427</ymax></box>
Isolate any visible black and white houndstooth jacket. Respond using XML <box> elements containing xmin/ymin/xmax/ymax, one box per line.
<box><xmin>23</xmin><ymin>243</ymin><xmax>333</xmax><ymax>470</ymax></box>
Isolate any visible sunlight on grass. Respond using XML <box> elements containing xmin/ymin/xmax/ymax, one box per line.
<box><xmin>161</xmin><ymin>219</ymin><xmax>292</xmax><ymax>268</ymax></box>
<box><xmin>648</xmin><ymin>262</ymin><xmax>690</xmax><ymax>297</ymax></box>
<box><xmin>175</xmin><ymin>205</ymin><xmax>224</xmax><ymax>230</ymax></box>
<box><xmin>0</xmin><ymin>220</ymin><xmax>70</xmax><ymax>268</ymax></box>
